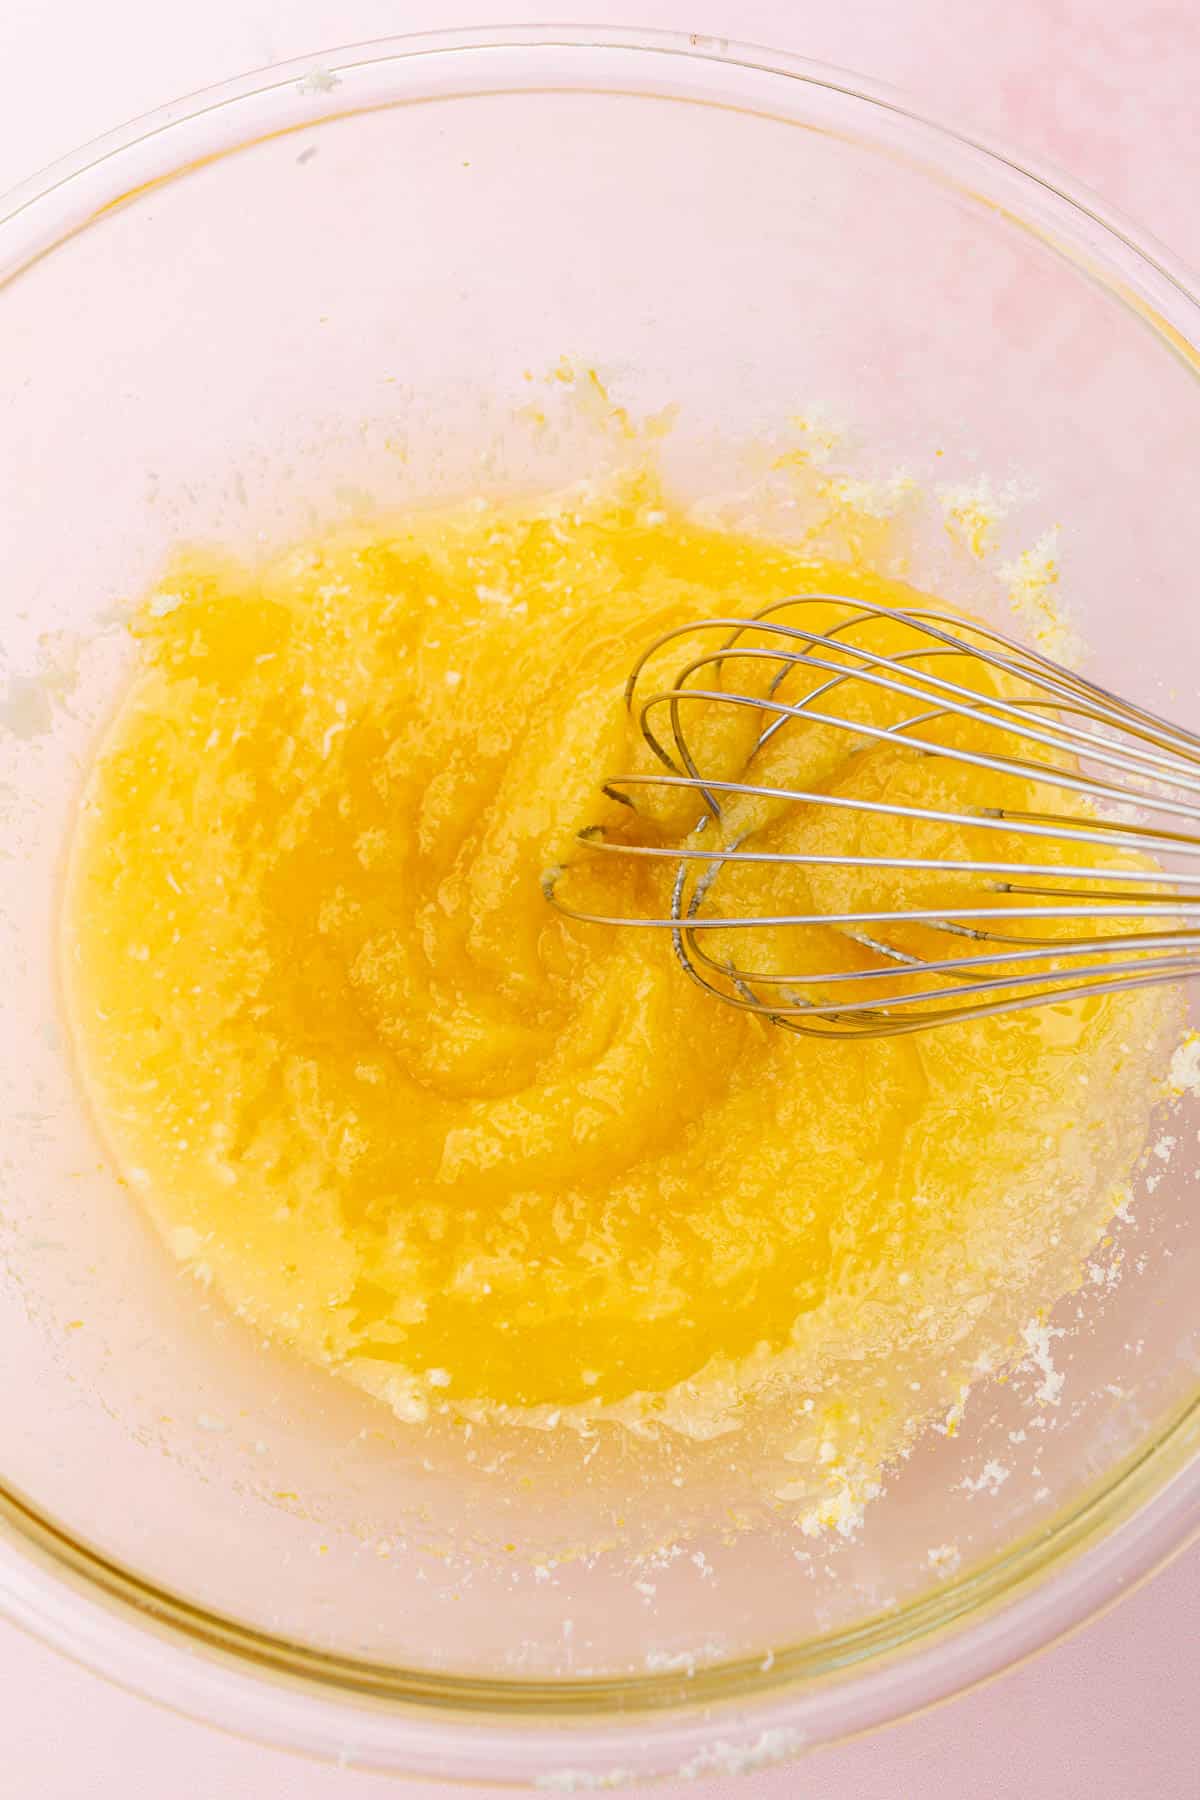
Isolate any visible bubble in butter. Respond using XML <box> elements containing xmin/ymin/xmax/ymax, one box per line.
<box><xmin>62</xmin><ymin>474</ymin><xmax>1173</xmax><ymax>1467</ymax></box>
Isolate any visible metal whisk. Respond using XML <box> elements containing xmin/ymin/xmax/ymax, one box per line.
<box><xmin>543</xmin><ymin>595</ymin><xmax>1200</xmax><ymax>1037</ymax></box>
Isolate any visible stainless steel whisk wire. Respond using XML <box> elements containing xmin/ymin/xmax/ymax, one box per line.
<box><xmin>542</xmin><ymin>596</ymin><xmax>1200</xmax><ymax>1036</ymax></box>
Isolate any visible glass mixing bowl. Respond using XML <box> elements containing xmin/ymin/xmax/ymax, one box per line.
<box><xmin>2</xmin><ymin>25</ymin><xmax>1200</xmax><ymax>1787</ymax></box>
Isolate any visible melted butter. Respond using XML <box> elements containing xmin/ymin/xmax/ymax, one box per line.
<box><xmin>62</xmin><ymin>476</ymin><xmax>1171</xmax><ymax>1432</ymax></box>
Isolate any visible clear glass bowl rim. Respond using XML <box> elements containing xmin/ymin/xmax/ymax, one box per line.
<box><xmin>2</xmin><ymin>22</ymin><xmax>1199</xmax><ymax>1785</ymax></box>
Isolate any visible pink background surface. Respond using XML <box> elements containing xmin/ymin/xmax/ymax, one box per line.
<box><xmin>2</xmin><ymin>2</ymin><xmax>1198</xmax><ymax>1793</ymax></box>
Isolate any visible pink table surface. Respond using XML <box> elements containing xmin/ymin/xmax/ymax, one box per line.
<box><xmin>2</xmin><ymin>2</ymin><xmax>1198</xmax><ymax>1794</ymax></box>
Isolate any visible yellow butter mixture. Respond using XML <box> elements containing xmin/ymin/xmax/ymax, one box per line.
<box><xmin>63</xmin><ymin>478</ymin><xmax>1172</xmax><ymax>1466</ymax></box>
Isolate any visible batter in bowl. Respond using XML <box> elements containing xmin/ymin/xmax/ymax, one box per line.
<box><xmin>62</xmin><ymin>474</ymin><xmax>1174</xmax><ymax>1521</ymax></box>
